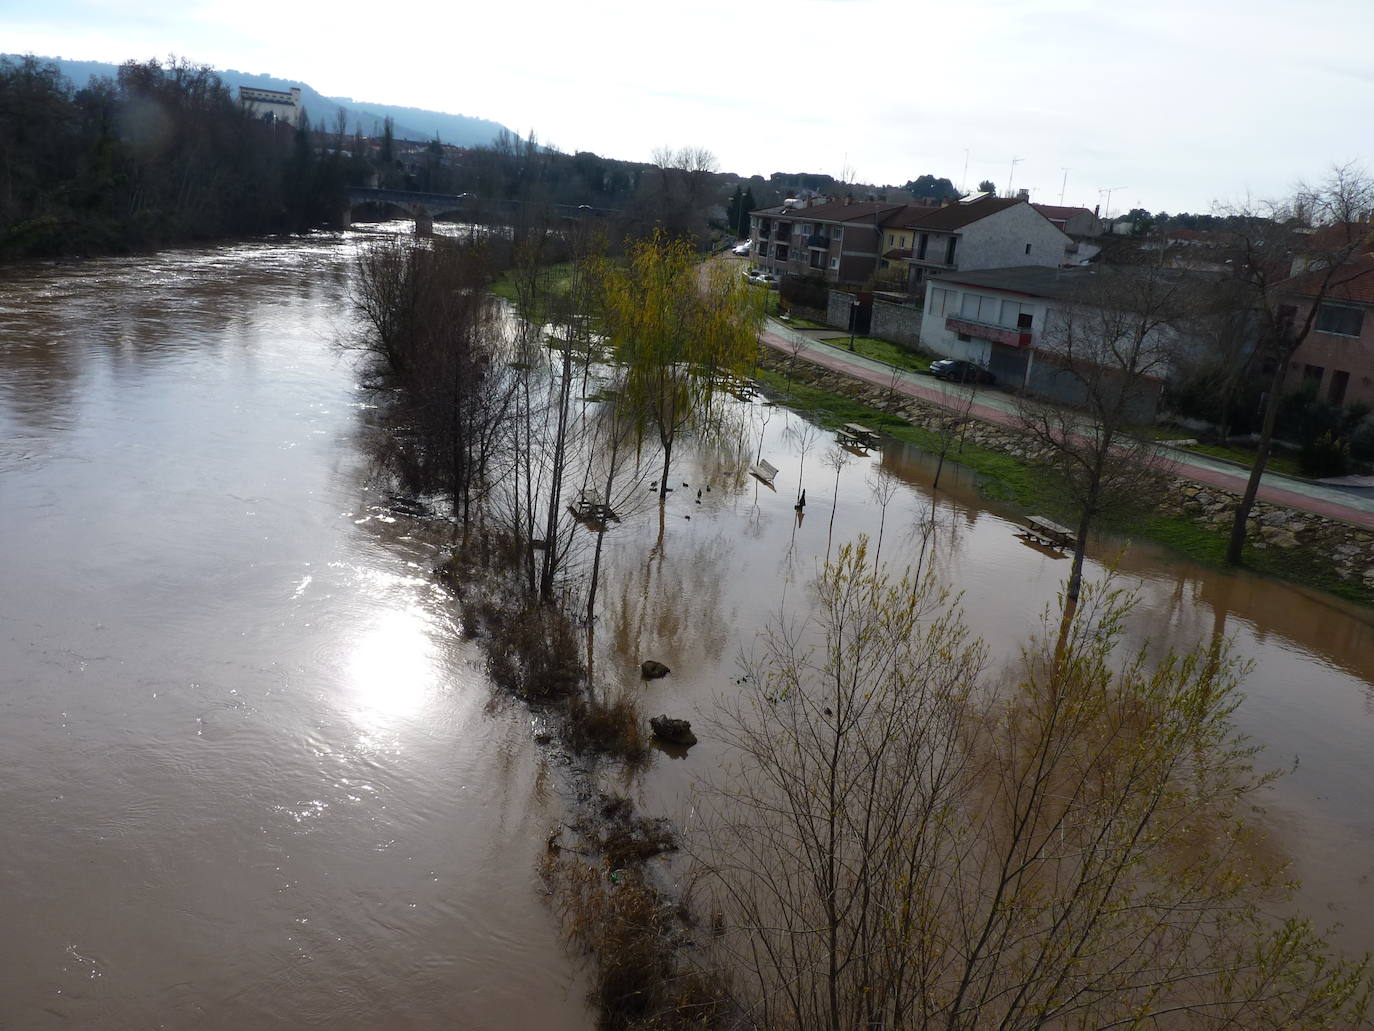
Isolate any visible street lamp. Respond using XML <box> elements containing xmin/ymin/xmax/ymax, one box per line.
<box><xmin>849</xmin><ymin>298</ymin><xmax>860</xmax><ymax>352</ymax></box>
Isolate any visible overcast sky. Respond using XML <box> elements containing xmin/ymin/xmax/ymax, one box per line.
<box><xmin>6</xmin><ymin>0</ymin><xmax>1373</xmax><ymax>214</ymax></box>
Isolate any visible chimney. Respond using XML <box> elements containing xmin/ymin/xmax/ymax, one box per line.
<box><xmin>1093</xmin><ymin>203</ymin><xmax>1100</xmax><ymax>217</ymax></box>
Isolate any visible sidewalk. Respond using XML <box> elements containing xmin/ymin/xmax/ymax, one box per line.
<box><xmin>760</xmin><ymin>318</ymin><xmax>1374</xmax><ymax>532</ymax></box>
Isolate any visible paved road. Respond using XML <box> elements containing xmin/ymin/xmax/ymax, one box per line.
<box><xmin>761</xmin><ymin>318</ymin><xmax>1374</xmax><ymax>532</ymax></box>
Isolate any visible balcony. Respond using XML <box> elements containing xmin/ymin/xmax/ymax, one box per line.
<box><xmin>807</xmin><ymin>234</ymin><xmax>829</xmax><ymax>249</ymax></box>
<box><xmin>773</xmin><ymin>226</ymin><xmax>792</xmax><ymax>242</ymax></box>
<box><xmin>945</xmin><ymin>316</ymin><xmax>1032</xmax><ymax>348</ymax></box>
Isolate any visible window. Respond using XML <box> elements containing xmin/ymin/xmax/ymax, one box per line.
<box><xmin>830</xmin><ymin>257</ymin><xmax>839</xmax><ymax>269</ymax></box>
<box><xmin>1017</xmin><ymin>312</ymin><xmax>1034</xmax><ymax>329</ymax></box>
<box><xmin>957</xmin><ymin>332</ymin><xmax>972</xmax><ymax>343</ymax></box>
<box><xmin>799</xmin><ymin>223</ymin><xmax>812</xmax><ymax>235</ymax></box>
<box><xmin>833</xmin><ymin>227</ymin><xmax>843</xmax><ymax>240</ymax></box>
<box><xmin>929</xmin><ymin>287</ymin><xmax>952</xmax><ymax>317</ymax></box>
<box><xmin>1303</xmin><ymin>364</ymin><xmax>1325</xmax><ymax>387</ymax></box>
<box><xmin>917</xmin><ymin>233</ymin><xmax>929</xmax><ymax>260</ymax></box>
<box><xmin>1316</xmin><ymin>303</ymin><xmax>1365</xmax><ymax>337</ymax></box>
<box><xmin>1330</xmin><ymin>369</ymin><xmax>1351</xmax><ymax>405</ymax></box>
<box><xmin>945</xmin><ymin>237</ymin><xmax>958</xmax><ymax>265</ymax></box>
<box><xmin>887</xmin><ymin>234</ymin><xmax>895</xmax><ymax>247</ymax></box>
<box><xmin>1024</xmin><ymin>243</ymin><xmax>1032</xmax><ymax>255</ymax></box>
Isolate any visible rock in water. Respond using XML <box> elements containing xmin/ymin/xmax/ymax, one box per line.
<box><xmin>650</xmin><ymin>715</ymin><xmax>697</xmax><ymax>748</ymax></box>
<box><xmin>641</xmin><ymin>660</ymin><xmax>671</xmax><ymax>679</ymax></box>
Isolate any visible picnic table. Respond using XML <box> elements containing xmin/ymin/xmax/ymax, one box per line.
<box><xmin>1023</xmin><ymin>515</ymin><xmax>1077</xmax><ymax>549</ymax></box>
<box><xmin>838</xmin><ymin>423</ymin><xmax>879</xmax><ymax>449</ymax></box>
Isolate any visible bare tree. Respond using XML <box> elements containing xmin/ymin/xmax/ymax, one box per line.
<box><xmin>1018</xmin><ymin>264</ymin><xmax>1187</xmax><ymax>604</ymax></box>
<box><xmin>697</xmin><ymin>544</ymin><xmax>1371</xmax><ymax>1031</ymax></box>
<box><xmin>1222</xmin><ymin>164</ymin><xmax>1374</xmax><ymax>564</ymax></box>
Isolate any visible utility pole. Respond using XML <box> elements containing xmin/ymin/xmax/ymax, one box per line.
<box><xmin>1006</xmin><ymin>157</ymin><xmax>1023</xmax><ymax>198</ymax></box>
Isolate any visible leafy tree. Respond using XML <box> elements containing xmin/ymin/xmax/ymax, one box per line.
<box><xmin>738</xmin><ymin>186</ymin><xmax>756</xmax><ymax>239</ymax></box>
<box><xmin>595</xmin><ymin>231</ymin><xmax>763</xmax><ymax>501</ymax></box>
<box><xmin>976</xmin><ymin>178</ymin><xmax>996</xmax><ymax>194</ymax></box>
<box><xmin>699</xmin><ymin>543</ymin><xmax>1372</xmax><ymax>1031</ymax></box>
<box><xmin>902</xmin><ymin>173</ymin><xmax>958</xmax><ymax>201</ymax></box>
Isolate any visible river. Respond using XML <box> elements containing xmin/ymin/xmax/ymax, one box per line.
<box><xmin>0</xmin><ymin>234</ymin><xmax>589</xmax><ymax>1029</ymax></box>
<box><xmin>2</xmin><ymin>233</ymin><xmax>1371</xmax><ymax>1029</ymax></box>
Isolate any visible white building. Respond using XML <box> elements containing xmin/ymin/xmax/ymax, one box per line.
<box><xmin>239</xmin><ymin>86</ymin><xmax>302</xmax><ymax>126</ymax></box>
<box><xmin>922</xmin><ymin>265</ymin><xmax>1214</xmax><ymax>418</ymax></box>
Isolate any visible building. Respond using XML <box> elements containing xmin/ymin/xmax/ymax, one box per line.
<box><xmin>747</xmin><ymin>194</ymin><xmax>1073</xmax><ymax>291</ymax></box>
<box><xmin>1031</xmin><ymin>204</ymin><xmax>1104</xmax><ymax>237</ymax></box>
<box><xmin>1282</xmin><ymin>257</ymin><xmax>1374</xmax><ymax>408</ymax></box>
<box><xmin>920</xmin><ymin>265</ymin><xmax>1211</xmax><ymax>417</ymax></box>
<box><xmin>239</xmin><ymin>86</ymin><xmax>302</xmax><ymax>126</ymax></box>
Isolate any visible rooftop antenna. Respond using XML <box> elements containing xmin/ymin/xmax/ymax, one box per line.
<box><xmin>1006</xmin><ymin>157</ymin><xmax>1023</xmax><ymax>198</ymax></box>
<box><xmin>1098</xmin><ymin>185</ymin><xmax>1127</xmax><ymax>219</ymax></box>
<box><xmin>961</xmin><ymin>148</ymin><xmax>970</xmax><ymax>193</ymax></box>
<box><xmin>1059</xmin><ymin>168</ymin><xmax>1069</xmax><ymax>206</ymax></box>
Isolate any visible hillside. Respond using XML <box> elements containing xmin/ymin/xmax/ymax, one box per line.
<box><xmin>3</xmin><ymin>54</ymin><xmax>514</xmax><ymax>147</ymax></box>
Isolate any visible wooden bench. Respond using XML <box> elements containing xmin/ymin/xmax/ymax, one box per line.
<box><xmin>749</xmin><ymin>459</ymin><xmax>779</xmax><ymax>485</ymax></box>
<box><xmin>1024</xmin><ymin>515</ymin><xmax>1076</xmax><ymax>549</ymax></box>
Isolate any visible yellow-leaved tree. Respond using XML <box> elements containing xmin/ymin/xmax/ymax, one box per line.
<box><xmin>596</xmin><ymin>232</ymin><xmax>764</xmax><ymax>502</ymax></box>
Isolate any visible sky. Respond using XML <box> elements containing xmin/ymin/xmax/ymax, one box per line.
<box><xmin>5</xmin><ymin>0</ymin><xmax>1374</xmax><ymax>215</ymax></box>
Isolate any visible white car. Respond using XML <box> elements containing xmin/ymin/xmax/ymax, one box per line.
<box><xmin>732</xmin><ymin>241</ymin><xmax>751</xmax><ymax>256</ymax></box>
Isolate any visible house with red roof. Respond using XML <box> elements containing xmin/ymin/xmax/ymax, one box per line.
<box><xmin>1031</xmin><ymin>204</ymin><xmax>1104</xmax><ymax>237</ymax></box>
<box><xmin>747</xmin><ymin>194</ymin><xmax>1073</xmax><ymax>292</ymax></box>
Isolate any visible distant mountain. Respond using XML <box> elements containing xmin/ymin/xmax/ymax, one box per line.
<box><xmin>2</xmin><ymin>54</ymin><xmax>514</xmax><ymax>147</ymax></box>
<box><xmin>323</xmin><ymin>97</ymin><xmax>510</xmax><ymax>149</ymax></box>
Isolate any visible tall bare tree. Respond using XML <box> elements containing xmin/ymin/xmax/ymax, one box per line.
<box><xmin>1018</xmin><ymin>265</ymin><xmax>1187</xmax><ymax>603</ymax></box>
<box><xmin>1222</xmin><ymin>164</ymin><xmax>1374</xmax><ymax>564</ymax></box>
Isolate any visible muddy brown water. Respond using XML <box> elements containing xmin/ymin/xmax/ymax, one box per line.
<box><xmin>3</xmin><ymin>235</ymin><xmax>1372</xmax><ymax>1031</ymax></box>
<box><xmin>0</xmin><ymin>234</ymin><xmax>589</xmax><ymax>1030</ymax></box>
<box><xmin>587</xmin><ymin>404</ymin><xmax>1374</xmax><ymax>958</ymax></box>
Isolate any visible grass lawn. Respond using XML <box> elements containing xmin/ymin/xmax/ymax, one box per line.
<box><xmin>817</xmin><ymin>335</ymin><xmax>933</xmax><ymax>373</ymax></box>
<box><xmin>489</xmin><ymin>261</ymin><xmax>577</xmax><ymax>319</ymax></box>
<box><xmin>781</xmin><ymin>315</ymin><xmax>829</xmax><ymax>330</ymax></box>
<box><xmin>756</xmin><ymin>365</ymin><xmax>1373</xmax><ymax>607</ymax></box>
<box><xmin>1183</xmin><ymin>441</ymin><xmax>1304</xmax><ymax>479</ymax></box>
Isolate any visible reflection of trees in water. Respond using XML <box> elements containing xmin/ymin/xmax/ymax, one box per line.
<box><xmin>601</xmin><ymin>530</ymin><xmax>732</xmax><ymax>685</ymax></box>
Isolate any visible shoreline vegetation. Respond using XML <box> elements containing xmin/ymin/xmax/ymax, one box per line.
<box><xmin>757</xmin><ymin>347</ymin><xmax>1374</xmax><ymax>609</ymax></box>
<box><xmin>350</xmin><ymin>229</ymin><xmax>1370</xmax><ymax>1028</ymax></box>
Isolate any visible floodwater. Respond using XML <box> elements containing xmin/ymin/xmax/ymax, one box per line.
<box><xmin>3</xmin><ymin>231</ymin><xmax>1372</xmax><ymax>1031</ymax></box>
<box><xmin>0</xmin><ymin>233</ymin><xmax>589</xmax><ymax>1029</ymax></box>
<box><xmin>587</xmin><ymin>400</ymin><xmax>1374</xmax><ymax>957</ymax></box>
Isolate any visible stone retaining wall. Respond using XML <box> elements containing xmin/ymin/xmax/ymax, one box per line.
<box><xmin>759</xmin><ymin>349</ymin><xmax>1374</xmax><ymax>597</ymax></box>
<box><xmin>870</xmin><ymin>298</ymin><xmax>924</xmax><ymax>346</ymax></box>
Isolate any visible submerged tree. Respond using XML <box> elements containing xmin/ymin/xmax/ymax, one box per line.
<box><xmin>698</xmin><ymin>542</ymin><xmax>1370</xmax><ymax>1031</ymax></box>
<box><xmin>1018</xmin><ymin>264</ymin><xmax>1188</xmax><ymax>604</ymax></box>
<box><xmin>596</xmin><ymin>231</ymin><xmax>763</xmax><ymax>502</ymax></box>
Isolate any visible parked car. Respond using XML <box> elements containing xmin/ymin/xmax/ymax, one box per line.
<box><xmin>929</xmin><ymin>359</ymin><xmax>995</xmax><ymax>385</ymax></box>
<box><xmin>732</xmin><ymin>241</ymin><xmax>751</xmax><ymax>256</ymax></box>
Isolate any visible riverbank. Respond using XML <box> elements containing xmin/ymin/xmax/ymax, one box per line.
<box><xmin>755</xmin><ymin>345</ymin><xmax>1374</xmax><ymax>607</ymax></box>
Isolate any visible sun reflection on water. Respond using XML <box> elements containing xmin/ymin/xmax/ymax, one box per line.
<box><xmin>347</xmin><ymin>606</ymin><xmax>437</xmax><ymax>728</ymax></box>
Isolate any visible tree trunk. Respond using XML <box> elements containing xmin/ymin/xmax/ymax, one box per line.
<box><xmin>1226</xmin><ymin>363</ymin><xmax>1284</xmax><ymax>565</ymax></box>
<box><xmin>1066</xmin><ymin>506</ymin><xmax>1094</xmax><ymax>604</ymax></box>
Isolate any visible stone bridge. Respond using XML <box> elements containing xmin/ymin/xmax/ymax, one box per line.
<box><xmin>343</xmin><ymin>187</ymin><xmax>619</xmax><ymax>235</ymax></box>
